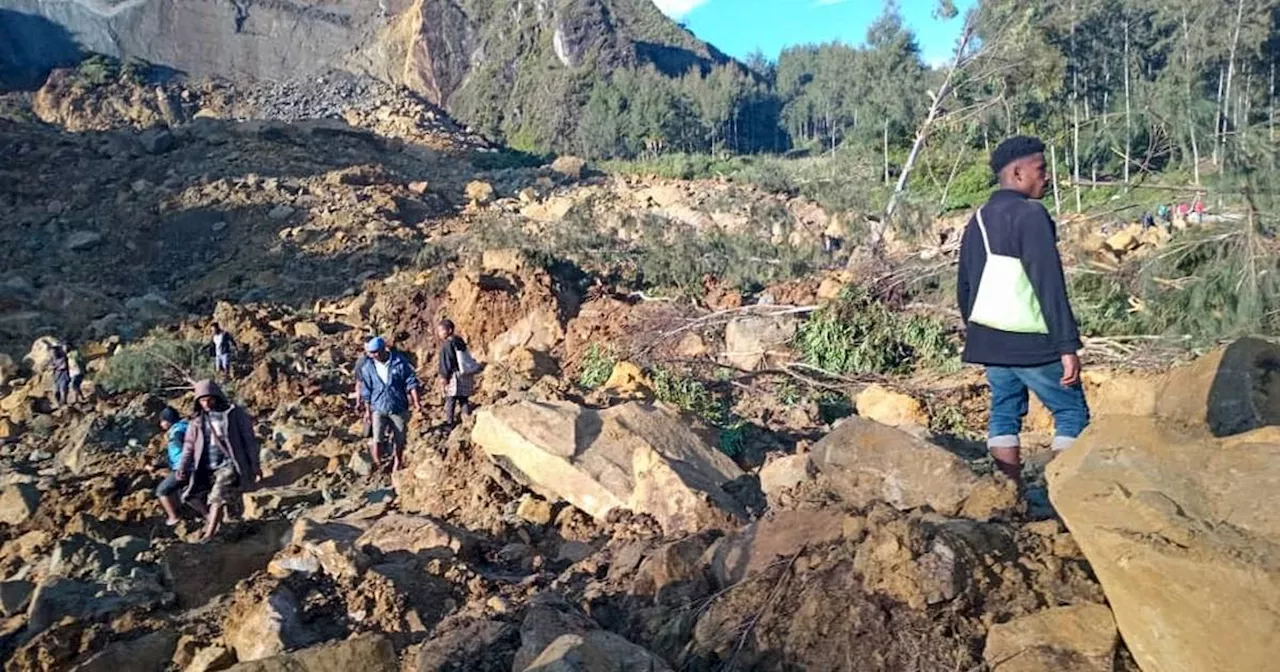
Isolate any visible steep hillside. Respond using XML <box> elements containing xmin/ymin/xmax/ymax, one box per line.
<box><xmin>0</xmin><ymin>0</ymin><xmax>729</xmax><ymax>148</ymax></box>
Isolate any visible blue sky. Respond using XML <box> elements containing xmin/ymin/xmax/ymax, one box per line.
<box><xmin>654</xmin><ymin>0</ymin><xmax>977</xmax><ymax>67</ymax></box>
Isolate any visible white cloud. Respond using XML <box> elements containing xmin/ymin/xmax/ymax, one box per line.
<box><xmin>653</xmin><ymin>0</ymin><xmax>709</xmax><ymax>19</ymax></box>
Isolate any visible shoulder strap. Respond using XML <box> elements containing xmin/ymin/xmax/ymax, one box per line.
<box><xmin>975</xmin><ymin>207</ymin><xmax>992</xmax><ymax>255</ymax></box>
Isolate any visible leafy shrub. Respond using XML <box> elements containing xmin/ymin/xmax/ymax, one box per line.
<box><xmin>99</xmin><ymin>336</ymin><xmax>214</xmax><ymax>394</ymax></box>
<box><xmin>577</xmin><ymin>343</ymin><xmax>617</xmax><ymax>389</ymax></box>
<box><xmin>652</xmin><ymin>366</ymin><xmax>725</xmax><ymax>425</ymax></box>
<box><xmin>75</xmin><ymin>54</ymin><xmax>118</xmax><ymax>88</ymax></box>
<box><xmin>795</xmin><ymin>287</ymin><xmax>958</xmax><ymax>375</ymax></box>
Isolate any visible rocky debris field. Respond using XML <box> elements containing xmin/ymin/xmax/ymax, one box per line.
<box><xmin>1</xmin><ymin>78</ymin><xmax>1278</xmax><ymax>672</ymax></box>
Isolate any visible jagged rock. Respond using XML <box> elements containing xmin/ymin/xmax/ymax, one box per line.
<box><xmin>855</xmin><ymin>384</ymin><xmax>929</xmax><ymax>429</ymax></box>
<box><xmin>25</xmin><ymin>577</ymin><xmax>165</xmax><ymax>636</ymax></box>
<box><xmin>268</xmin><ymin>204</ymin><xmax>296</xmax><ymax>221</ymax></box>
<box><xmin>1154</xmin><ymin>337</ymin><xmax>1280</xmax><ymax>437</ymax></box>
<box><xmin>707</xmin><ymin>510</ymin><xmax>845</xmax><ymax>588</ymax></box>
<box><xmin>517</xmin><ymin>496</ymin><xmax>554</xmax><ymax>526</ymax></box>
<box><xmin>71</xmin><ymin>630</ymin><xmax>178</xmax><ymax>672</ymax></box>
<box><xmin>293</xmin><ymin>321</ymin><xmax>323</xmax><ymax>339</ymax></box>
<box><xmin>223</xmin><ymin>584</ymin><xmax>315</xmax><ymax>662</ymax></box>
<box><xmin>722</xmin><ymin>315</ymin><xmax>799</xmax><ymax>371</ymax></box>
<box><xmin>525</xmin><ymin>631</ymin><xmax>674</xmax><ymax>672</ymax></box>
<box><xmin>551</xmin><ymin>156</ymin><xmax>587</xmax><ymax>180</ymax></box>
<box><xmin>186</xmin><ymin>646</ymin><xmax>236</xmax><ymax>672</ymax></box>
<box><xmin>243</xmin><ymin>486</ymin><xmax>326</xmax><ymax>520</ymax></box>
<box><xmin>64</xmin><ymin>231</ymin><xmax>104</xmax><ymax>251</ymax></box>
<box><xmin>356</xmin><ymin>513</ymin><xmax>478</xmax><ymax>559</ymax></box>
<box><xmin>757</xmin><ymin>454</ymin><xmax>815</xmax><ymax>504</ymax></box>
<box><xmin>601</xmin><ymin>361</ymin><xmax>652</xmax><ymax>398</ymax></box>
<box><xmin>261</xmin><ymin>455</ymin><xmax>329</xmax><ymax>488</ymax></box>
<box><xmin>472</xmin><ymin>401</ymin><xmax>746</xmax><ymax>535</ymax></box>
<box><xmin>268</xmin><ymin>518</ymin><xmax>369</xmax><ymax>579</ymax></box>
<box><xmin>417</xmin><ymin>619</ymin><xmax>518</xmax><ymax>672</ymax></box>
<box><xmin>0</xmin><ymin>579</ymin><xmax>34</xmax><ymax>617</ymax></box>
<box><xmin>513</xmin><ymin>593</ymin><xmax>599</xmax><ymax>672</ymax></box>
<box><xmin>810</xmin><ymin>417</ymin><xmax>1015</xmax><ymax>520</ymax></box>
<box><xmin>1047</xmin><ymin>415</ymin><xmax>1280</xmax><ymax>672</ymax></box>
<box><xmin>162</xmin><ymin>521</ymin><xmax>290</xmax><ymax>607</ymax></box>
<box><xmin>0</xmin><ymin>483</ymin><xmax>40</xmax><ymax>525</ymax></box>
<box><xmin>223</xmin><ymin>634</ymin><xmax>396</xmax><ymax>671</ymax></box>
<box><xmin>632</xmin><ymin>534</ymin><xmax>714</xmax><ymax>606</ymax></box>
<box><xmin>983</xmin><ymin>604</ymin><xmax>1118</xmax><ymax>672</ymax></box>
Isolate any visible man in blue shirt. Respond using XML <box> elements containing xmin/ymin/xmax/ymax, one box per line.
<box><xmin>358</xmin><ymin>336</ymin><xmax>422</xmax><ymax>472</ymax></box>
<box><xmin>957</xmin><ymin>136</ymin><xmax>1090</xmax><ymax>486</ymax></box>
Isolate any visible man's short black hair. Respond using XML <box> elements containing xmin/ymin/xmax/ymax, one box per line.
<box><xmin>990</xmin><ymin>135</ymin><xmax>1046</xmax><ymax>176</ymax></box>
<box><xmin>439</xmin><ymin>318</ymin><xmax>455</xmax><ymax>333</ymax></box>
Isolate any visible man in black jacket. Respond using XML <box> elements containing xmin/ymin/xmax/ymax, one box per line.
<box><xmin>436</xmin><ymin>319</ymin><xmax>475</xmax><ymax>427</ymax></box>
<box><xmin>957</xmin><ymin>136</ymin><xmax>1090</xmax><ymax>485</ymax></box>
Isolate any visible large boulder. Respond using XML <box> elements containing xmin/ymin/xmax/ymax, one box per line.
<box><xmin>268</xmin><ymin>518</ymin><xmax>370</xmax><ymax>579</ymax></box>
<box><xmin>983</xmin><ymin>604</ymin><xmax>1118</xmax><ymax>672</ymax></box>
<box><xmin>1047</xmin><ymin>415</ymin><xmax>1280</xmax><ymax>672</ymax></box>
<box><xmin>223</xmin><ymin>635</ymin><xmax>397</xmax><ymax>671</ymax></box>
<box><xmin>722</xmin><ymin>315</ymin><xmax>799</xmax><ymax>371</ymax></box>
<box><xmin>356</xmin><ymin>513</ymin><xmax>479</xmax><ymax>560</ymax></box>
<box><xmin>471</xmin><ymin>401</ymin><xmax>746</xmax><ymax>535</ymax></box>
<box><xmin>223</xmin><ymin>585</ymin><xmax>316</xmax><ymax>662</ymax></box>
<box><xmin>707</xmin><ymin>509</ymin><xmax>846</xmax><ymax>588</ymax></box>
<box><xmin>1154</xmin><ymin>337</ymin><xmax>1280</xmax><ymax>436</ymax></box>
<box><xmin>71</xmin><ymin>631</ymin><xmax>178</xmax><ymax>672</ymax></box>
<box><xmin>810</xmin><ymin>417</ymin><xmax>1015</xmax><ymax>519</ymax></box>
<box><xmin>0</xmin><ymin>484</ymin><xmax>40</xmax><ymax>525</ymax></box>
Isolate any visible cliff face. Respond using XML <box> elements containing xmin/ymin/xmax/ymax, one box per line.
<box><xmin>0</xmin><ymin>0</ymin><xmax>727</xmax><ymax>140</ymax></box>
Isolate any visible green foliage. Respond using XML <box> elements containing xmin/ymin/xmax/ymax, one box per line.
<box><xmin>795</xmin><ymin>287</ymin><xmax>958</xmax><ymax>375</ymax></box>
<box><xmin>577</xmin><ymin>343</ymin><xmax>617</xmax><ymax>390</ymax></box>
<box><xmin>74</xmin><ymin>54</ymin><xmax>118</xmax><ymax>87</ymax></box>
<box><xmin>99</xmin><ymin>336</ymin><xmax>214</xmax><ymax>394</ymax></box>
<box><xmin>652</xmin><ymin>366</ymin><xmax>726</xmax><ymax>425</ymax></box>
<box><xmin>119</xmin><ymin>57</ymin><xmax>151</xmax><ymax>85</ymax></box>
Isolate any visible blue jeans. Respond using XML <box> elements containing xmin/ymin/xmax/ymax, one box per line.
<box><xmin>986</xmin><ymin>361</ymin><xmax>1090</xmax><ymax>442</ymax></box>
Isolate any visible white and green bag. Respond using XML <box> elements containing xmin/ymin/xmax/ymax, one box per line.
<box><xmin>968</xmin><ymin>208</ymin><xmax>1049</xmax><ymax>334</ymax></box>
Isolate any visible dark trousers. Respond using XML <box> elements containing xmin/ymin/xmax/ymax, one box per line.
<box><xmin>445</xmin><ymin>396</ymin><xmax>471</xmax><ymax>425</ymax></box>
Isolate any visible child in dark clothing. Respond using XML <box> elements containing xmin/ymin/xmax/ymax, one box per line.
<box><xmin>436</xmin><ymin>319</ymin><xmax>476</xmax><ymax>426</ymax></box>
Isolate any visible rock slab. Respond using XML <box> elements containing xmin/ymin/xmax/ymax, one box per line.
<box><xmin>983</xmin><ymin>604</ymin><xmax>1117</xmax><ymax>672</ymax></box>
<box><xmin>1047</xmin><ymin>415</ymin><xmax>1280</xmax><ymax>672</ymax></box>
<box><xmin>810</xmin><ymin>416</ymin><xmax>1013</xmax><ymax>519</ymax></box>
<box><xmin>223</xmin><ymin>635</ymin><xmax>396</xmax><ymax>672</ymax></box>
<box><xmin>471</xmin><ymin>401</ymin><xmax>746</xmax><ymax>535</ymax></box>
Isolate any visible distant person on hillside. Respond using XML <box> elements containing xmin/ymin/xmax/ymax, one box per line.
<box><xmin>437</xmin><ymin>319</ymin><xmax>479</xmax><ymax>428</ymax></box>
<box><xmin>66</xmin><ymin>343</ymin><xmax>85</xmax><ymax>404</ymax></box>
<box><xmin>155</xmin><ymin>406</ymin><xmax>204</xmax><ymax>526</ymax></box>
<box><xmin>1140</xmin><ymin>211</ymin><xmax>1155</xmax><ymax>230</ymax></box>
<box><xmin>956</xmin><ymin>135</ymin><xmax>1090</xmax><ymax>486</ymax></box>
<box><xmin>1192</xmin><ymin>196</ymin><xmax>1205</xmax><ymax>224</ymax></box>
<box><xmin>358</xmin><ymin>336</ymin><xmax>422</xmax><ymax>472</ymax></box>
<box><xmin>48</xmin><ymin>341</ymin><xmax>71</xmax><ymax>408</ymax></box>
<box><xmin>177</xmin><ymin>380</ymin><xmax>260</xmax><ymax>542</ymax></box>
<box><xmin>210</xmin><ymin>323</ymin><xmax>237</xmax><ymax>378</ymax></box>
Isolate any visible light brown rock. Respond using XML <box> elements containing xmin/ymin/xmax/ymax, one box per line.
<box><xmin>243</xmin><ymin>486</ymin><xmax>325</xmax><ymax>520</ymax></box>
<box><xmin>525</xmin><ymin>631</ymin><xmax>673</xmax><ymax>672</ymax></box>
<box><xmin>707</xmin><ymin>509</ymin><xmax>845</xmax><ymax>587</ymax></box>
<box><xmin>223</xmin><ymin>585</ymin><xmax>314</xmax><ymax>662</ymax></box>
<box><xmin>471</xmin><ymin>401</ymin><xmax>746</xmax><ymax>535</ymax></box>
<box><xmin>223</xmin><ymin>635</ymin><xmax>396</xmax><ymax>671</ymax></box>
<box><xmin>517</xmin><ymin>496</ymin><xmax>553</xmax><ymax>526</ymax></box>
<box><xmin>722</xmin><ymin>315</ymin><xmax>799</xmax><ymax>371</ymax></box>
<box><xmin>757</xmin><ymin>454</ymin><xmax>815</xmax><ymax>504</ymax></box>
<box><xmin>186</xmin><ymin>646</ymin><xmax>236</xmax><ymax>672</ymax></box>
<box><xmin>601</xmin><ymin>361</ymin><xmax>652</xmax><ymax>397</ymax></box>
<box><xmin>356</xmin><ymin>513</ymin><xmax>478</xmax><ymax>559</ymax></box>
<box><xmin>0</xmin><ymin>484</ymin><xmax>39</xmax><ymax>526</ymax></box>
<box><xmin>1154</xmin><ymin>337</ymin><xmax>1280</xmax><ymax>437</ymax></box>
<box><xmin>268</xmin><ymin>518</ymin><xmax>370</xmax><ymax>579</ymax></box>
<box><xmin>550</xmin><ymin>155</ymin><xmax>587</xmax><ymax>180</ymax></box>
<box><xmin>855</xmin><ymin>384</ymin><xmax>929</xmax><ymax>429</ymax></box>
<box><xmin>983</xmin><ymin>604</ymin><xmax>1117</xmax><ymax>672</ymax></box>
<box><xmin>810</xmin><ymin>416</ymin><xmax>1014</xmax><ymax>519</ymax></box>
<box><xmin>674</xmin><ymin>332</ymin><xmax>709</xmax><ymax>358</ymax></box>
<box><xmin>1047</xmin><ymin>415</ymin><xmax>1280</xmax><ymax>672</ymax></box>
<box><xmin>465</xmin><ymin>180</ymin><xmax>495</xmax><ymax>204</ymax></box>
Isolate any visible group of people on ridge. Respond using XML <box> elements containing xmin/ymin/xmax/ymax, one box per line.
<box><xmin>151</xmin><ymin>318</ymin><xmax>478</xmax><ymax>538</ymax></box>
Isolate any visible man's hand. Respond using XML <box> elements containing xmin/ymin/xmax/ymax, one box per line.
<box><xmin>1060</xmin><ymin>353</ymin><xmax>1081</xmax><ymax>387</ymax></box>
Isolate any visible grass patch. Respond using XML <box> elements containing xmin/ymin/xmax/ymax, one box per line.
<box><xmin>795</xmin><ymin>287</ymin><xmax>959</xmax><ymax>376</ymax></box>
